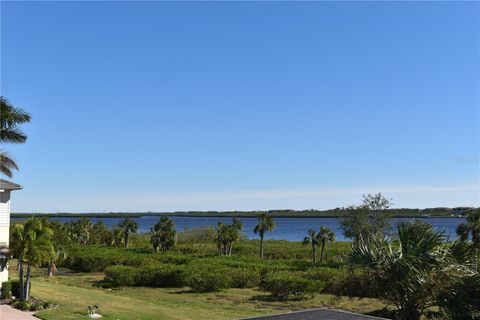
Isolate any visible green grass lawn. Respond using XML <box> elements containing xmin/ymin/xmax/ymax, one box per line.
<box><xmin>11</xmin><ymin>266</ymin><xmax>385</xmax><ymax>320</ymax></box>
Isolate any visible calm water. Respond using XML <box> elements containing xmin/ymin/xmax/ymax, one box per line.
<box><xmin>11</xmin><ymin>216</ymin><xmax>466</xmax><ymax>241</ymax></box>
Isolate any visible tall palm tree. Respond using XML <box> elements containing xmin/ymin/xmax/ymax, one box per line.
<box><xmin>118</xmin><ymin>218</ymin><xmax>138</xmax><ymax>248</ymax></box>
<box><xmin>303</xmin><ymin>229</ymin><xmax>320</xmax><ymax>266</ymax></box>
<box><xmin>9</xmin><ymin>224</ymin><xmax>27</xmax><ymax>300</ymax></box>
<box><xmin>456</xmin><ymin>210</ymin><xmax>480</xmax><ymax>271</ymax></box>
<box><xmin>0</xmin><ymin>96</ymin><xmax>31</xmax><ymax>177</ymax></box>
<box><xmin>10</xmin><ymin>218</ymin><xmax>53</xmax><ymax>301</ymax></box>
<box><xmin>318</xmin><ymin>226</ymin><xmax>335</xmax><ymax>263</ymax></box>
<box><xmin>253</xmin><ymin>213</ymin><xmax>275</xmax><ymax>259</ymax></box>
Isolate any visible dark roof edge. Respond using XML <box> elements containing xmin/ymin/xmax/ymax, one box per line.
<box><xmin>0</xmin><ymin>179</ymin><xmax>23</xmax><ymax>190</ymax></box>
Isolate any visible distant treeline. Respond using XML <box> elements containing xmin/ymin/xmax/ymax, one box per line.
<box><xmin>11</xmin><ymin>207</ymin><xmax>476</xmax><ymax>219</ymax></box>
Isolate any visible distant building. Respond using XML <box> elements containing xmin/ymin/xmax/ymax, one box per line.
<box><xmin>0</xmin><ymin>179</ymin><xmax>22</xmax><ymax>284</ymax></box>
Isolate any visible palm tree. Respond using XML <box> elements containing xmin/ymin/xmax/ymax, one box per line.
<box><xmin>118</xmin><ymin>218</ymin><xmax>138</xmax><ymax>248</ymax></box>
<box><xmin>47</xmin><ymin>245</ymin><xmax>67</xmax><ymax>277</ymax></box>
<box><xmin>0</xmin><ymin>96</ymin><xmax>31</xmax><ymax>144</ymax></box>
<box><xmin>456</xmin><ymin>210</ymin><xmax>480</xmax><ymax>271</ymax></box>
<box><xmin>253</xmin><ymin>213</ymin><xmax>275</xmax><ymax>259</ymax></box>
<box><xmin>216</xmin><ymin>222</ymin><xmax>224</xmax><ymax>255</ymax></box>
<box><xmin>318</xmin><ymin>226</ymin><xmax>335</xmax><ymax>263</ymax></box>
<box><xmin>0</xmin><ymin>151</ymin><xmax>18</xmax><ymax>178</ymax></box>
<box><xmin>0</xmin><ymin>96</ymin><xmax>31</xmax><ymax>177</ymax></box>
<box><xmin>150</xmin><ymin>216</ymin><xmax>176</xmax><ymax>252</ymax></box>
<box><xmin>349</xmin><ymin>220</ymin><xmax>449</xmax><ymax>320</ymax></box>
<box><xmin>9</xmin><ymin>224</ymin><xmax>27</xmax><ymax>300</ymax></box>
<box><xmin>67</xmin><ymin>218</ymin><xmax>93</xmax><ymax>245</ymax></box>
<box><xmin>10</xmin><ymin>218</ymin><xmax>53</xmax><ymax>301</ymax></box>
<box><xmin>303</xmin><ymin>229</ymin><xmax>319</xmax><ymax>266</ymax></box>
<box><xmin>111</xmin><ymin>227</ymin><xmax>124</xmax><ymax>247</ymax></box>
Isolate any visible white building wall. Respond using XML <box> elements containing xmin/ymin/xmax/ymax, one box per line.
<box><xmin>0</xmin><ymin>191</ymin><xmax>11</xmax><ymax>284</ymax></box>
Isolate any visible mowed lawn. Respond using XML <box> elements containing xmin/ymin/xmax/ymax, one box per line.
<box><xmin>11</xmin><ymin>266</ymin><xmax>385</xmax><ymax>320</ymax></box>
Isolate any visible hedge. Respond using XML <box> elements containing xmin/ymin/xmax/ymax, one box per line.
<box><xmin>1</xmin><ymin>281</ymin><xmax>12</xmax><ymax>299</ymax></box>
<box><xmin>261</xmin><ymin>272</ymin><xmax>324</xmax><ymax>300</ymax></box>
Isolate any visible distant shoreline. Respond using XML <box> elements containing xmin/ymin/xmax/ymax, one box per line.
<box><xmin>11</xmin><ymin>208</ymin><xmax>473</xmax><ymax>219</ymax></box>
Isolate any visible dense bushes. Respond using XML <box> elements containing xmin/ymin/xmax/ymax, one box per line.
<box><xmin>104</xmin><ymin>263</ymin><xmax>259</xmax><ymax>292</ymax></box>
<box><xmin>306</xmin><ymin>267</ymin><xmax>346</xmax><ymax>294</ymax></box>
<box><xmin>11</xmin><ymin>280</ymin><xmax>28</xmax><ymax>298</ymax></box>
<box><xmin>72</xmin><ymin>241</ymin><xmax>351</xmax><ymax>298</ymax></box>
<box><xmin>1</xmin><ymin>281</ymin><xmax>12</xmax><ymax>299</ymax></box>
<box><xmin>105</xmin><ymin>264</ymin><xmax>188</xmax><ymax>288</ymax></box>
<box><xmin>187</xmin><ymin>266</ymin><xmax>231</xmax><ymax>292</ymax></box>
<box><xmin>104</xmin><ymin>266</ymin><xmax>137</xmax><ymax>286</ymax></box>
<box><xmin>261</xmin><ymin>272</ymin><xmax>324</xmax><ymax>300</ymax></box>
<box><xmin>64</xmin><ymin>246</ymin><xmax>190</xmax><ymax>272</ymax></box>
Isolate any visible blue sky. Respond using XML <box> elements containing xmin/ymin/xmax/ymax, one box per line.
<box><xmin>1</xmin><ymin>1</ymin><xmax>479</xmax><ymax>212</ymax></box>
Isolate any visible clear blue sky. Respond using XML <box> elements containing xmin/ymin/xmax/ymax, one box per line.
<box><xmin>1</xmin><ymin>1</ymin><xmax>479</xmax><ymax>212</ymax></box>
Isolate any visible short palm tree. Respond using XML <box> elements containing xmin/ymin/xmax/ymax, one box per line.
<box><xmin>0</xmin><ymin>96</ymin><xmax>31</xmax><ymax>177</ymax></box>
<box><xmin>118</xmin><ymin>218</ymin><xmax>138</xmax><ymax>248</ymax></box>
<box><xmin>303</xmin><ymin>229</ymin><xmax>320</xmax><ymax>266</ymax></box>
<box><xmin>253</xmin><ymin>213</ymin><xmax>275</xmax><ymax>259</ymax></box>
<box><xmin>318</xmin><ymin>226</ymin><xmax>335</xmax><ymax>263</ymax></box>
<box><xmin>48</xmin><ymin>245</ymin><xmax>67</xmax><ymax>277</ymax></box>
<box><xmin>112</xmin><ymin>227</ymin><xmax>124</xmax><ymax>247</ymax></box>
<box><xmin>67</xmin><ymin>218</ymin><xmax>93</xmax><ymax>245</ymax></box>
<box><xmin>150</xmin><ymin>216</ymin><xmax>176</xmax><ymax>252</ymax></box>
<box><xmin>456</xmin><ymin>210</ymin><xmax>480</xmax><ymax>271</ymax></box>
<box><xmin>349</xmin><ymin>220</ymin><xmax>448</xmax><ymax>320</ymax></box>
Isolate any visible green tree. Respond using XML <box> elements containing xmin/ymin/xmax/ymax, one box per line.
<box><xmin>216</xmin><ymin>219</ymin><xmax>243</xmax><ymax>256</ymax></box>
<box><xmin>318</xmin><ymin>226</ymin><xmax>335</xmax><ymax>263</ymax></box>
<box><xmin>9</xmin><ymin>224</ymin><xmax>27</xmax><ymax>300</ymax></box>
<box><xmin>340</xmin><ymin>193</ymin><xmax>391</xmax><ymax>242</ymax></box>
<box><xmin>0</xmin><ymin>96</ymin><xmax>31</xmax><ymax>177</ymax></box>
<box><xmin>253</xmin><ymin>213</ymin><xmax>275</xmax><ymax>259</ymax></box>
<box><xmin>47</xmin><ymin>245</ymin><xmax>67</xmax><ymax>277</ymax></box>
<box><xmin>10</xmin><ymin>218</ymin><xmax>53</xmax><ymax>301</ymax></box>
<box><xmin>67</xmin><ymin>218</ymin><xmax>93</xmax><ymax>245</ymax></box>
<box><xmin>456</xmin><ymin>209</ymin><xmax>480</xmax><ymax>271</ymax></box>
<box><xmin>111</xmin><ymin>227</ymin><xmax>124</xmax><ymax>247</ymax></box>
<box><xmin>150</xmin><ymin>216</ymin><xmax>176</xmax><ymax>253</ymax></box>
<box><xmin>348</xmin><ymin>220</ymin><xmax>472</xmax><ymax>320</ymax></box>
<box><xmin>0</xmin><ymin>152</ymin><xmax>18</xmax><ymax>178</ymax></box>
<box><xmin>0</xmin><ymin>96</ymin><xmax>31</xmax><ymax>178</ymax></box>
<box><xmin>303</xmin><ymin>229</ymin><xmax>319</xmax><ymax>266</ymax></box>
<box><xmin>118</xmin><ymin>218</ymin><xmax>138</xmax><ymax>248</ymax></box>
<box><xmin>90</xmin><ymin>221</ymin><xmax>113</xmax><ymax>245</ymax></box>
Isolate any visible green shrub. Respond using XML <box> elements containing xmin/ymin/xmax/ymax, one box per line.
<box><xmin>104</xmin><ymin>266</ymin><xmax>136</xmax><ymax>286</ymax></box>
<box><xmin>306</xmin><ymin>267</ymin><xmax>346</xmax><ymax>294</ymax></box>
<box><xmin>10</xmin><ymin>280</ymin><xmax>28</xmax><ymax>298</ymax></box>
<box><xmin>187</xmin><ymin>267</ymin><xmax>231</xmax><ymax>292</ymax></box>
<box><xmin>12</xmin><ymin>300</ymin><xmax>31</xmax><ymax>311</ymax></box>
<box><xmin>230</xmin><ymin>268</ymin><xmax>260</xmax><ymax>288</ymax></box>
<box><xmin>1</xmin><ymin>281</ymin><xmax>12</xmax><ymax>299</ymax></box>
<box><xmin>261</xmin><ymin>272</ymin><xmax>323</xmax><ymax>300</ymax></box>
<box><xmin>135</xmin><ymin>265</ymin><xmax>186</xmax><ymax>287</ymax></box>
<box><xmin>29</xmin><ymin>302</ymin><xmax>43</xmax><ymax>311</ymax></box>
<box><xmin>177</xmin><ymin>227</ymin><xmax>217</xmax><ymax>244</ymax></box>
